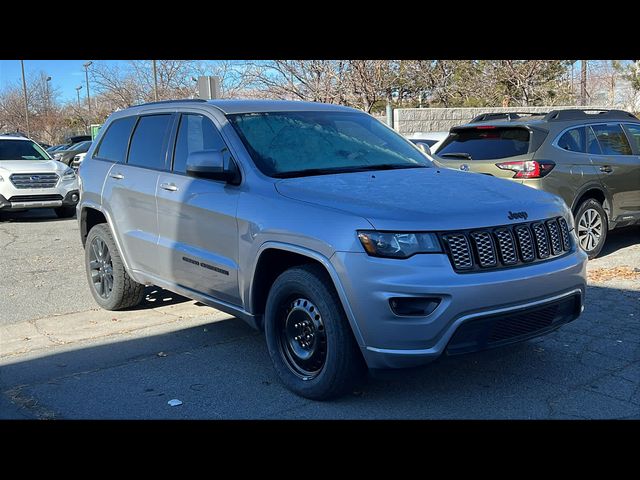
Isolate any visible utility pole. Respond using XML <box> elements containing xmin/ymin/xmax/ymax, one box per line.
<box><xmin>83</xmin><ymin>61</ymin><xmax>93</xmax><ymax>117</ymax></box>
<box><xmin>152</xmin><ymin>60</ymin><xmax>159</xmax><ymax>101</ymax></box>
<box><xmin>20</xmin><ymin>60</ymin><xmax>30</xmax><ymax>136</ymax></box>
<box><xmin>580</xmin><ymin>60</ymin><xmax>588</xmax><ymax>106</ymax></box>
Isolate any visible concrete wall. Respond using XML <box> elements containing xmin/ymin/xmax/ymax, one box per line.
<box><xmin>391</xmin><ymin>106</ymin><xmax>608</xmax><ymax>134</ymax></box>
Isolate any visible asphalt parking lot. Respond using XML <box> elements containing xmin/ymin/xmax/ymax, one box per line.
<box><xmin>1</xmin><ymin>209</ymin><xmax>639</xmax><ymax>419</ymax></box>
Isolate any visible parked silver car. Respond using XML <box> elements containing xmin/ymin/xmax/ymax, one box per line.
<box><xmin>78</xmin><ymin>100</ymin><xmax>587</xmax><ymax>399</ymax></box>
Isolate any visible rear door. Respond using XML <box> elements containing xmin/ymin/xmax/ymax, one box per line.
<box><xmin>434</xmin><ymin>125</ymin><xmax>535</xmax><ymax>179</ymax></box>
<box><xmin>155</xmin><ymin>112</ymin><xmax>241</xmax><ymax>305</ymax></box>
<box><xmin>588</xmin><ymin>123</ymin><xmax>638</xmax><ymax>220</ymax></box>
<box><xmin>101</xmin><ymin>113</ymin><xmax>174</xmax><ymax>276</ymax></box>
<box><xmin>620</xmin><ymin>123</ymin><xmax>640</xmax><ymax>215</ymax></box>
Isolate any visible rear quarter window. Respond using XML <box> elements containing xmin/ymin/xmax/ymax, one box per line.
<box><xmin>94</xmin><ymin>116</ymin><xmax>137</xmax><ymax>162</ymax></box>
<box><xmin>437</xmin><ymin>127</ymin><xmax>531</xmax><ymax>160</ymax></box>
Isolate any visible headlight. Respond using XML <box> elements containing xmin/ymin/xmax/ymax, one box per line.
<box><xmin>53</xmin><ymin>153</ymin><xmax>64</xmax><ymax>160</ymax></box>
<box><xmin>357</xmin><ymin>230</ymin><xmax>442</xmax><ymax>258</ymax></box>
<box><xmin>62</xmin><ymin>167</ymin><xmax>76</xmax><ymax>180</ymax></box>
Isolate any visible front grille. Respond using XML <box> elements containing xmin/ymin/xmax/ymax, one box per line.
<box><xmin>9</xmin><ymin>173</ymin><xmax>59</xmax><ymax>189</ymax></box>
<box><xmin>9</xmin><ymin>194</ymin><xmax>63</xmax><ymax>202</ymax></box>
<box><xmin>441</xmin><ymin>216</ymin><xmax>572</xmax><ymax>273</ymax></box>
<box><xmin>446</xmin><ymin>293</ymin><xmax>582</xmax><ymax>355</ymax></box>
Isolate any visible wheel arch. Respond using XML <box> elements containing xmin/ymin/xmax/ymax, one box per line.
<box><xmin>571</xmin><ymin>185</ymin><xmax>612</xmax><ymax>228</ymax></box>
<box><xmin>248</xmin><ymin>242</ymin><xmax>365</xmax><ymax>347</ymax></box>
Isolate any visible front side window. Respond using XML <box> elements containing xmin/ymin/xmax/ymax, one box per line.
<box><xmin>557</xmin><ymin>127</ymin><xmax>585</xmax><ymax>153</ymax></box>
<box><xmin>590</xmin><ymin>124</ymin><xmax>632</xmax><ymax>155</ymax></box>
<box><xmin>0</xmin><ymin>140</ymin><xmax>49</xmax><ymax>160</ymax></box>
<box><xmin>95</xmin><ymin>116</ymin><xmax>137</xmax><ymax>162</ymax></box>
<box><xmin>127</xmin><ymin>115</ymin><xmax>173</xmax><ymax>170</ymax></box>
<box><xmin>172</xmin><ymin>114</ymin><xmax>227</xmax><ymax>174</ymax></box>
<box><xmin>227</xmin><ymin>111</ymin><xmax>429</xmax><ymax>178</ymax></box>
<box><xmin>437</xmin><ymin>127</ymin><xmax>530</xmax><ymax>160</ymax></box>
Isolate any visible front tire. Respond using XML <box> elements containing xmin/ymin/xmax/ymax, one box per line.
<box><xmin>264</xmin><ymin>265</ymin><xmax>366</xmax><ymax>400</ymax></box>
<box><xmin>85</xmin><ymin>224</ymin><xmax>145</xmax><ymax>310</ymax></box>
<box><xmin>575</xmin><ymin>198</ymin><xmax>608</xmax><ymax>259</ymax></box>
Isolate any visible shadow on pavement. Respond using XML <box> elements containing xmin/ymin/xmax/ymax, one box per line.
<box><xmin>0</xmin><ymin>284</ymin><xmax>638</xmax><ymax>420</ymax></box>
<box><xmin>133</xmin><ymin>286</ymin><xmax>192</xmax><ymax>309</ymax></box>
<box><xmin>598</xmin><ymin>226</ymin><xmax>639</xmax><ymax>258</ymax></box>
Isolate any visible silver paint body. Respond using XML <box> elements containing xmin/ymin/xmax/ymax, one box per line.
<box><xmin>78</xmin><ymin>100</ymin><xmax>588</xmax><ymax>369</ymax></box>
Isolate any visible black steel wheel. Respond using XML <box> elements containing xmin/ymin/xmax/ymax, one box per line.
<box><xmin>264</xmin><ymin>264</ymin><xmax>366</xmax><ymax>400</ymax></box>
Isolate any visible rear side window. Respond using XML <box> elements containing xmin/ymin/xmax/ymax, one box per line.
<box><xmin>586</xmin><ymin>126</ymin><xmax>602</xmax><ymax>154</ymax></box>
<box><xmin>557</xmin><ymin>127</ymin><xmax>585</xmax><ymax>153</ymax></box>
<box><xmin>590</xmin><ymin>124</ymin><xmax>632</xmax><ymax>155</ymax></box>
<box><xmin>437</xmin><ymin>127</ymin><xmax>530</xmax><ymax>160</ymax></box>
<box><xmin>172</xmin><ymin>114</ymin><xmax>227</xmax><ymax>174</ymax></box>
<box><xmin>622</xmin><ymin>124</ymin><xmax>640</xmax><ymax>153</ymax></box>
<box><xmin>127</xmin><ymin>114</ymin><xmax>173</xmax><ymax>170</ymax></box>
<box><xmin>95</xmin><ymin>116</ymin><xmax>136</xmax><ymax>162</ymax></box>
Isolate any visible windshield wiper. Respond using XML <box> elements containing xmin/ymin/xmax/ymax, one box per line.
<box><xmin>272</xmin><ymin>164</ymin><xmax>428</xmax><ymax>179</ymax></box>
<box><xmin>439</xmin><ymin>152</ymin><xmax>473</xmax><ymax>160</ymax></box>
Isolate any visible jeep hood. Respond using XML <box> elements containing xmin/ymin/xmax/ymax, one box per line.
<box><xmin>275</xmin><ymin>167</ymin><xmax>568</xmax><ymax>231</ymax></box>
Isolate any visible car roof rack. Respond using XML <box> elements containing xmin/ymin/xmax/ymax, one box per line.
<box><xmin>135</xmin><ymin>98</ymin><xmax>208</xmax><ymax>107</ymax></box>
<box><xmin>470</xmin><ymin>112</ymin><xmax>547</xmax><ymax>123</ymax></box>
<box><xmin>543</xmin><ymin>109</ymin><xmax>638</xmax><ymax>122</ymax></box>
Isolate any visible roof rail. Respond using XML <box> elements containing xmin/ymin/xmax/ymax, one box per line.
<box><xmin>543</xmin><ymin>109</ymin><xmax>638</xmax><ymax>122</ymax></box>
<box><xmin>134</xmin><ymin>98</ymin><xmax>208</xmax><ymax>107</ymax></box>
<box><xmin>470</xmin><ymin>112</ymin><xmax>547</xmax><ymax>123</ymax></box>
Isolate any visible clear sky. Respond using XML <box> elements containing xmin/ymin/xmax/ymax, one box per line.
<box><xmin>0</xmin><ymin>60</ymin><xmax>128</xmax><ymax>103</ymax></box>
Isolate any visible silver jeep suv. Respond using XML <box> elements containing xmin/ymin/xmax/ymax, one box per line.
<box><xmin>78</xmin><ymin>99</ymin><xmax>588</xmax><ymax>399</ymax></box>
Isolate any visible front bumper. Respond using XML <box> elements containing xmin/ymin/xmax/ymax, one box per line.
<box><xmin>332</xmin><ymin>244</ymin><xmax>588</xmax><ymax>369</ymax></box>
<box><xmin>0</xmin><ymin>189</ymin><xmax>79</xmax><ymax>211</ymax></box>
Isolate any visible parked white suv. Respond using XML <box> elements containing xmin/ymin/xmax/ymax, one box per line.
<box><xmin>0</xmin><ymin>134</ymin><xmax>80</xmax><ymax>218</ymax></box>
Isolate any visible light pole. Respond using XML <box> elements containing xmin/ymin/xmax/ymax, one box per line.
<box><xmin>152</xmin><ymin>60</ymin><xmax>159</xmax><ymax>101</ymax></box>
<box><xmin>45</xmin><ymin>76</ymin><xmax>52</xmax><ymax>111</ymax></box>
<box><xmin>75</xmin><ymin>85</ymin><xmax>83</xmax><ymax>108</ymax></box>
<box><xmin>20</xmin><ymin>60</ymin><xmax>30</xmax><ymax>136</ymax></box>
<box><xmin>83</xmin><ymin>61</ymin><xmax>92</xmax><ymax>117</ymax></box>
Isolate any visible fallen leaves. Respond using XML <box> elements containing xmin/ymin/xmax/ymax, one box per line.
<box><xmin>587</xmin><ymin>266</ymin><xmax>640</xmax><ymax>283</ymax></box>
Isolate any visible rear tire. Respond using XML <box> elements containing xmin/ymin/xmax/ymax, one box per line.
<box><xmin>54</xmin><ymin>206</ymin><xmax>76</xmax><ymax>218</ymax></box>
<box><xmin>264</xmin><ymin>264</ymin><xmax>366</xmax><ymax>400</ymax></box>
<box><xmin>85</xmin><ymin>223</ymin><xmax>145</xmax><ymax>310</ymax></box>
<box><xmin>574</xmin><ymin>198</ymin><xmax>608</xmax><ymax>259</ymax></box>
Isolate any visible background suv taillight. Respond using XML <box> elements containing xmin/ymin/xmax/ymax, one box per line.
<box><xmin>496</xmin><ymin>160</ymin><xmax>555</xmax><ymax>179</ymax></box>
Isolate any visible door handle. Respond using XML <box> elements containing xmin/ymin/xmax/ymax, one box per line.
<box><xmin>160</xmin><ymin>183</ymin><xmax>178</xmax><ymax>192</ymax></box>
<box><xmin>110</xmin><ymin>173</ymin><xmax>124</xmax><ymax>180</ymax></box>
<box><xmin>599</xmin><ymin>165</ymin><xmax>613</xmax><ymax>174</ymax></box>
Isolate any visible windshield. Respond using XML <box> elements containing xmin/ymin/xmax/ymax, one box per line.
<box><xmin>437</xmin><ymin>127</ymin><xmax>531</xmax><ymax>160</ymax></box>
<box><xmin>227</xmin><ymin>111</ymin><xmax>430</xmax><ymax>178</ymax></box>
<box><xmin>0</xmin><ymin>140</ymin><xmax>50</xmax><ymax>160</ymax></box>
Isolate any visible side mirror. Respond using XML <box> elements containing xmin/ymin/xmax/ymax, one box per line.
<box><xmin>414</xmin><ymin>142</ymin><xmax>432</xmax><ymax>156</ymax></box>
<box><xmin>186</xmin><ymin>149</ymin><xmax>240</xmax><ymax>185</ymax></box>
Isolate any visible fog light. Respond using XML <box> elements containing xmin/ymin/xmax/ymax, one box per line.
<box><xmin>389</xmin><ymin>297</ymin><xmax>441</xmax><ymax>317</ymax></box>
<box><xmin>71</xmin><ymin>193</ymin><xmax>79</xmax><ymax>202</ymax></box>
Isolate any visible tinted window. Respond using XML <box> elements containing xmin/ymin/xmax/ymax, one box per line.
<box><xmin>95</xmin><ymin>116</ymin><xmax>137</xmax><ymax>162</ymax></box>
<box><xmin>127</xmin><ymin>115</ymin><xmax>173</xmax><ymax>170</ymax></box>
<box><xmin>586</xmin><ymin>126</ymin><xmax>601</xmax><ymax>154</ymax></box>
<box><xmin>0</xmin><ymin>140</ymin><xmax>49</xmax><ymax>160</ymax></box>
<box><xmin>228</xmin><ymin>111</ymin><xmax>429</xmax><ymax>178</ymax></box>
<box><xmin>590</xmin><ymin>124</ymin><xmax>632</xmax><ymax>155</ymax></box>
<box><xmin>557</xmin><ymin>127</ymin><xmax>585</xmax><ymax>153</ymax></box>
<box><xmin>172</xmin><ymin>114</ymin><xmax>227</xmax><ymax>174</ymax></box>
<box><xmin>623</xmin><ymin>124</ymin><xmax>640</xmax><ymax>153</ymax></box>
<box><xmin>437</xmin><ymin>127</ymin><xmax>530</xmax><ymax>160</ymax></box>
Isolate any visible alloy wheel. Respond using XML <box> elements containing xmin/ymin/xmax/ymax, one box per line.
<box><xmin>577</xmin><ymin>208</ymin><xmax>603</xmax><ymax>252</ymax></box>
<box><xmin>89</xmin><ymin>236</ymin><xmax>114</xmax><ymax>299</ymax></box>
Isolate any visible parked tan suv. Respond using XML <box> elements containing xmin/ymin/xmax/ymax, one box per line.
<box><xmin>433</xmin><ymin>109</ymin><xmax>640</xmax><ymax>258</ymax></box>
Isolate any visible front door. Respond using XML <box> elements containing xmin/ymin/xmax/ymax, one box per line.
<box><xmin>155</xmin><ymin>113</ymin><xmax>241</xmax><ymax>305</ymax></box>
